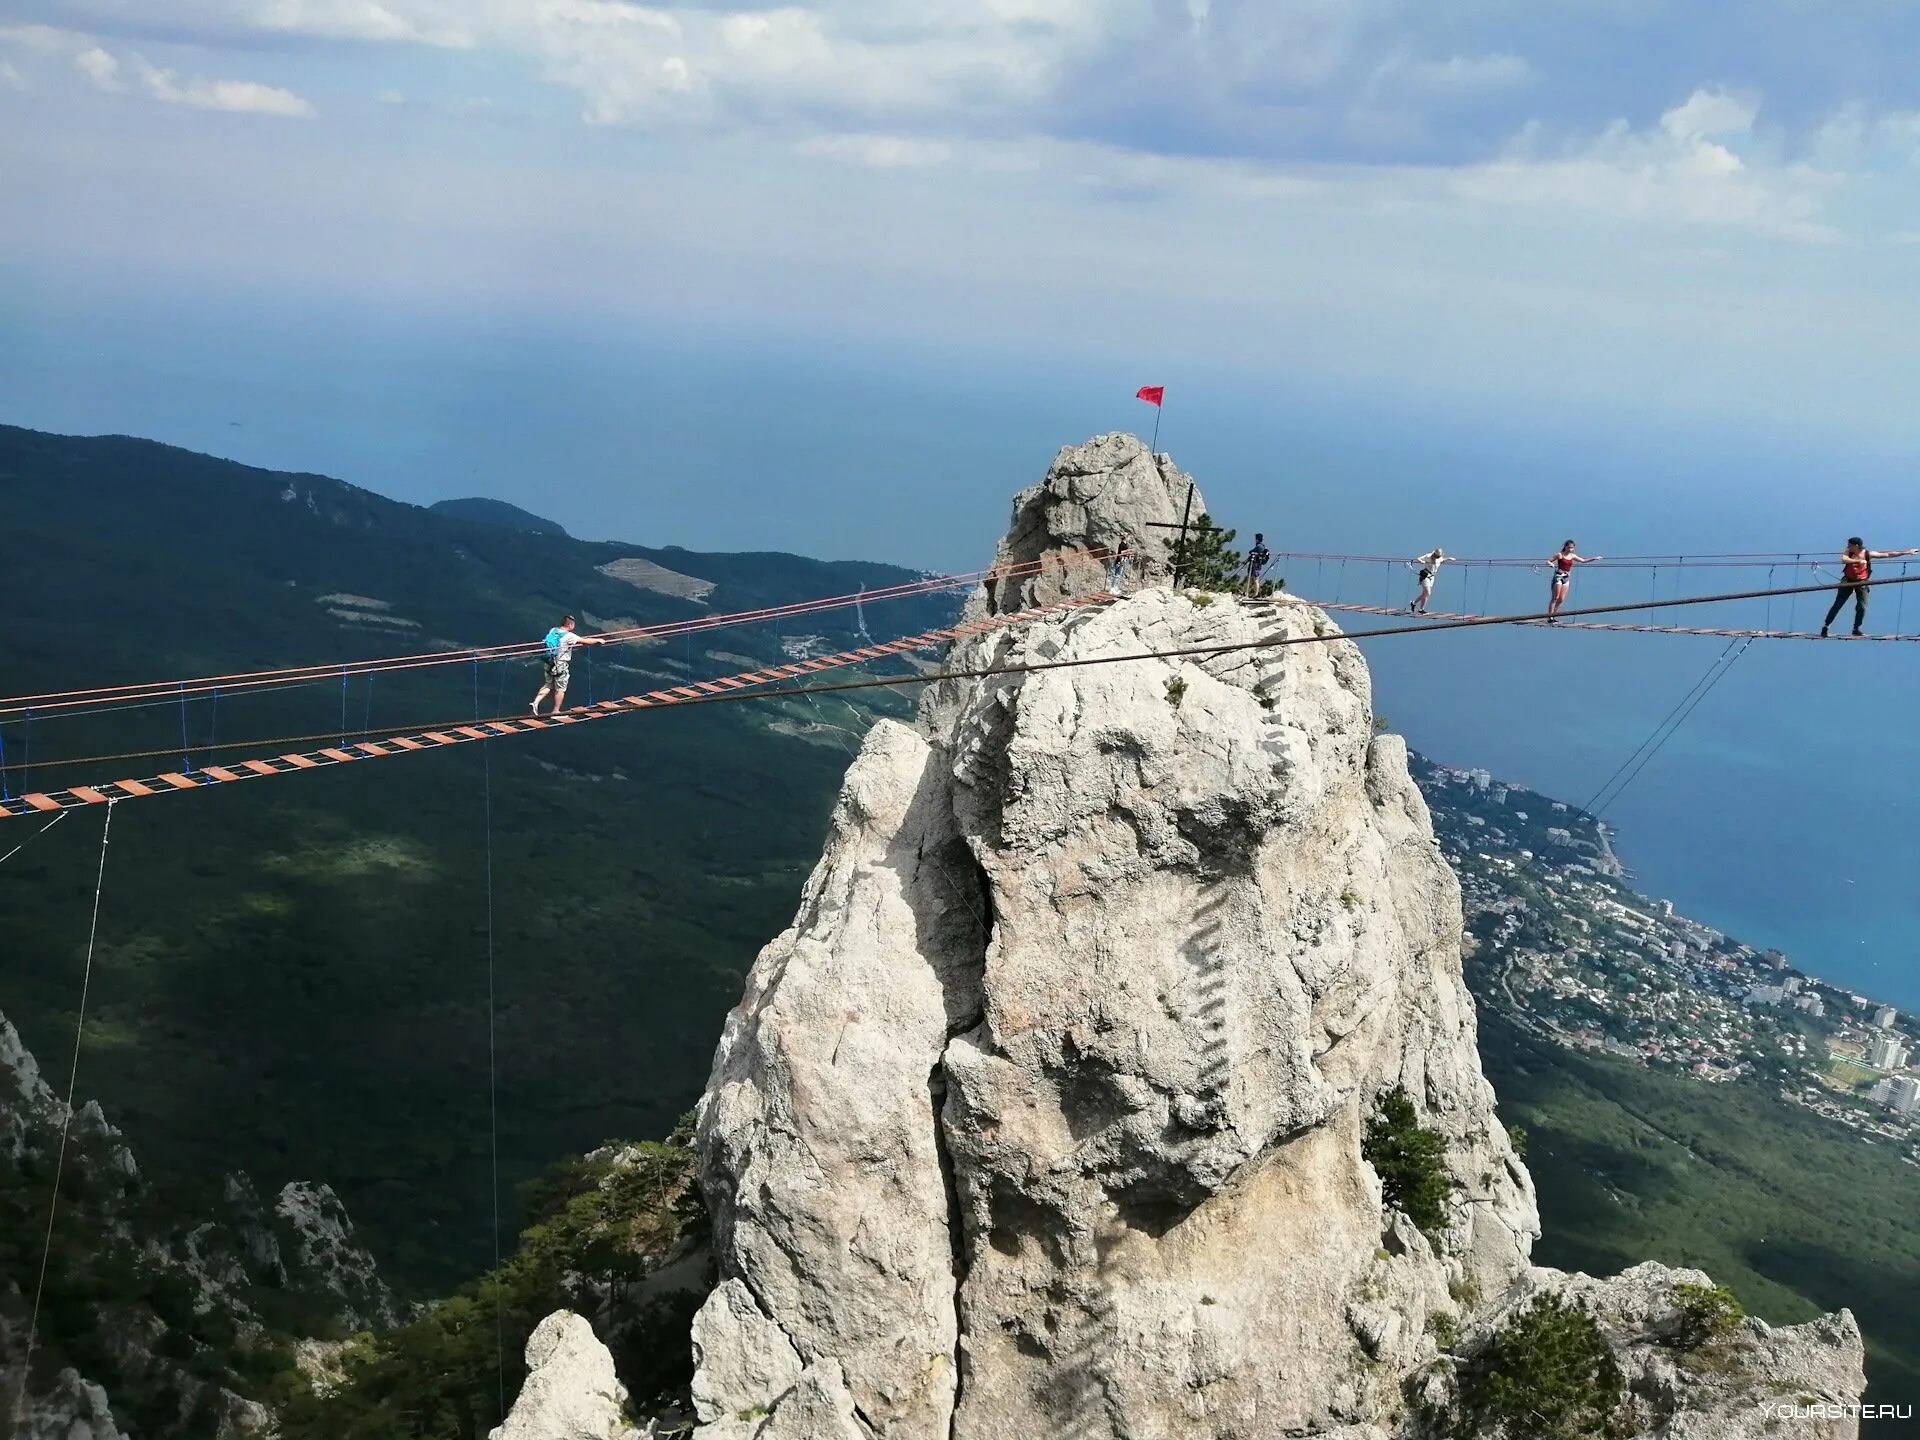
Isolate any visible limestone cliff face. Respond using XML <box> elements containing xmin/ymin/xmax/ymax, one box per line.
<box><xmin>682</xmin><ymin>435</ymin><xmax>1865</xmax><ymax>1440</ymax></box>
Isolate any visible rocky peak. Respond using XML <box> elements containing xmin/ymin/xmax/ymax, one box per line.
<box><xmin>490</xmin><ymin>1311</ymin><xmax>647</xmax><ymax>1440</ymax></box>
<box><xmin>670</xmin><ymin>437</ymin><xmax>1867</xmax><ymax>1439</ymax></box>
<box><xmin>971</xmin><ymin>432</ymin><xmax>1198</xmax><ymax>618</ymax></box>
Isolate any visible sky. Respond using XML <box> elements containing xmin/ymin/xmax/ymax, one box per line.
<box><xmin>5</xmin><ymin>0</ymin><xmax>1920</xmax><ymax>473</ymax></box>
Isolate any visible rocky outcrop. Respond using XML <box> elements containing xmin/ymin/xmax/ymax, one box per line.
<box><xmin>274</xmin><ymin>1180</ymin><xmax>406</xmax><ymax>1330</ymax></box>
<box><xmin>9</xmin><ymin>1365</ymin><xmax>129</xmax><ymax>1440</ymax></box>
<box><xmin>0</xmin><ymin>1005</ymin><xmax>398</xmax><ymax>1439</ymax></box>
<box><xmin>969</xmin><ymin>431</ymin><xmax>1195</xmax><ymax>617</ymax></box>
<box><xmin>490</xmin><ymin>1310</ymin><xmax>647</xmax><ymax>1440</ymax></box>
<box><xmin>1416</xmin><ymin>1262</ymin><xmax>1867</xmax><ymax>1440</ymax></box>
<box><xmin>591</xmin><ymin>435</ymin><xmax>1865</xmax><ymax>1437</ymax></box>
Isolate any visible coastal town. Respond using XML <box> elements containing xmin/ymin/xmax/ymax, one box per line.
<box><xmin>1413</xmin><ymin>756</ymin><xmax>1920</xmax><ymax>1163</ymax></box>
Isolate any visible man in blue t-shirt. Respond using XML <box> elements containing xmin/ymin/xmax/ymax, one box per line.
<box><xmin>531</xmin><ymin>615</ymin><xmax>607</xmax><ymax>716</ymax></box>
<box><xmin>1244</xmin><ymin>533</ymin><xmax>1272</xmax><ymax>596</ymax></box>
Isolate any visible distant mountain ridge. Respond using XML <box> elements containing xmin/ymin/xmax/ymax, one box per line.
<box><xmin>429</xmin><ymin>496</ymin><xmax>570</xmax><ymax>538</ymax></box>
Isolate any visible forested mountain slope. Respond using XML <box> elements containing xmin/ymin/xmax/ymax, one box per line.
<box><xmin>0</xmin><ymin>424</ymin><xmax>957</xmax><ymax>1289</ymax></box>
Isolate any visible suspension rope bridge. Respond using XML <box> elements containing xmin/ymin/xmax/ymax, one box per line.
<box><xmin>4</xmin><ymin>570</ymin><xmax>1910</xmax><ymax>822</ymax></box>
<box><xmin>0</xmin><ymin>589</ymin><xmax>1116</xmax><ymax>817</ymax></box>
<box><xmin>0</xmin><ymin>548</ymin><xmax>1116</xmax><ymax>721</ymax></box>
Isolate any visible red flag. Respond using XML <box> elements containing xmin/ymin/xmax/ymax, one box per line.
<box><xmin>1135</xmin><ymin>385</ymin><xmax>1165</xmax><ymax>406</ymax></box>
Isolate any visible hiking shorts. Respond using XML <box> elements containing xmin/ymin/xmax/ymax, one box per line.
<box><xmin>544</xmin><ymin>656</ymin><xmax>571</xmax><ymax>691</ymax></box>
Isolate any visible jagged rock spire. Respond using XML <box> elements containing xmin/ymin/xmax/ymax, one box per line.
<box><xmin>972</xmin><ymin>432</ymin><xmax>1198</xmax><ymax>617</ymax></box>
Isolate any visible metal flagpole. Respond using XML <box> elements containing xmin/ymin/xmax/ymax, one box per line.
<box><xmin>1171</xmin><ymin>482</ymin><xmax>1194</xmax><ymax>587</ymax></box>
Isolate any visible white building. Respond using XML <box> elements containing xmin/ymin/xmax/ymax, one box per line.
<box><xmin>1782</xmin><ymin>976</ymin><xmax>1802</xmax><ymax>996</ymax></box>
<box><xmin>1865</xmin><ymin>1035</ymin><xmax>1909</xmax><ymax>1070</ymax></box>
<box><xmin>1795</xmin><ymin>994</ymin><xmax>1826</xmax><ymax>1019</ymax></box>
<box><xmin>1873</xmin><ymin>1005</ymin><xmax>1898</xmax><ymax>1030</ymax></box>
<box><xmin>1890</xmin><ymin>1076</ymin><xmax>1920</xmax><ymax>1115</ymax></box>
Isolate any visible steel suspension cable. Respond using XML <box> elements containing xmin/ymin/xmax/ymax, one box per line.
<box><xmin>472</xmin><ymin>659</ymin><xmax>507</xmax><ymax>1426</ymax></box>
<box><xmin>17</xmin><ymin>802</ymin><xmax>115</xmax><ymax>1420</ymax></box>
<box><xmin>1592</xmin><ymin>640</ymin><xmax>1754</xmax><ymax>820</ymax></box>
<box><xmin>1582</xmin><ymin>638</ymin><xmax>1742</xmax><ymax>816</ymax></box>
<box><xmin>0</xmin><ymin>811</ymin><xmax>66</xmax><ymax>868</ymax></box>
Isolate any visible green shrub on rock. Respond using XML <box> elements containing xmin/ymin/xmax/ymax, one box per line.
<box><xmin>1363</xmin><ymin>1086</ymin><xmax>1455</xmax><ymax>1240</ymax></box>
<box><xmin>1168</xmin><ymin>515</ymin><xmax>1243</xmax><ymax>593</ymax></box>
<box><xmin>1669</xmin><ymin>1282</ymin><xmax>1743</xmax><ymax>1350</ymax></box>
<box><xmin>1456</xmin><ymin>1293</ymin><xmax>1625</xmax><ymax>1440</ymax></box>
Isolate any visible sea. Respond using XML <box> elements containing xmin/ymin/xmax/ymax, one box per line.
<box><xmin>5</xmin><ymin>280</ymin><xmax>1917</xmax><ymax>1008</ymax></box>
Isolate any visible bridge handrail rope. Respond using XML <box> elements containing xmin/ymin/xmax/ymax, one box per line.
<box><xmin>4</xmin><ymin>572</ymin><xmax>1913</xmax><ymax>822</ymax></box>
<box><xmin>1302</xmin><ymin>596</ymin><xmax>1920</xmax><ymax>642</ymax></box>
<box><xmin>1267</xmin><ymin>549</ymin><xmax>1895</xmax><ymax>570</ymax></box>
<box><xmin>0</xmin><ymin>547</ymin><xmax>1120</xmax><ymax>719</ymax></box>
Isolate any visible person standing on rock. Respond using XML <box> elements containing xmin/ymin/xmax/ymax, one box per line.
<box><xmin>1547</xmin><ymin>540</ymin><xmax>1601</xmax><ymax>622</ymax></box>
<box><xmin>1244</xmin><ymin>533</ymin><xmax>1272</xmax><ymax>596</ymax></box>
<box><xmin>531</xmin><ymin>615</ymin><xmax>607</xmax><ymax>716</ymax></box>
<box><xmin>1820</xmin><ymin>538</ymin><xmax>1917</xmax><ymax>637</ymax></box>
<box><xmin>1409</xmin><ymin>548</ymin><xmax>1446</xmax><ymax>615</ymax></box>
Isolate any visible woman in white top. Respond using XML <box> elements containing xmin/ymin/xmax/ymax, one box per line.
<box><xmin>1410</xmin><ymin>548</ymin><xmax>1447</xmax><ymax>614</ymax></box>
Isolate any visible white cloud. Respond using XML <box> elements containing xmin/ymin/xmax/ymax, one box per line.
<box><xmin>1811</xmin><ymin>102</ymin><xmax>1920</xmax><ymax>168</ymax></box>
<box><xmin>1453</xmin><ymin>90</ymin><xmax>1834</xmax><ymax>242</ymax></box>
<box><xmin>0</xmin><ymin>23</ymin><xmax>74</xmax><ymax>53</ymax></box>
<box><xmin>74</xmin><ymin>44</ymin><xmax>120</xmax><ymax>90</ymax></box>
<box><xmin>1659</xmin><ymin>88</ymin><xmax>1758</xmax><ymax>142</ymax></box>
<box><xmin>9</xmin><ymin>24</ymin><xmax>317</xmax><ymax>116</ymax></box>
<box><xmin>0</xmin><ymin>59</ymin><xmax>22</xmax><ymax>89</ymax></box>
<box><xmin>247</xmin><ymin>0</ymin><xmax>474</xmax><ymax>48</ymax></box>
<box><xmin>131</xmin><ymin>55</ymin><xmax>316</xmax><ymax>115</ymax></box>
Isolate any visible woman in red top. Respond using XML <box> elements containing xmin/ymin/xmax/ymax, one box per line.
<box><xmin>1821</xmin><ymin>537</ymin><xmax>1918</xmax><ymax>637</ymax></box>
<box><xmin>1546</xmin><ymin>540</ymin><xmax>1601</xmax><ymax>622</ymax></box>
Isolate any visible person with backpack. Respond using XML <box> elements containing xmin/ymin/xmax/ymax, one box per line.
<box><xmin>1820</xmin><ymin>538</ymin><xmax>1918</xmax><ymax>637</ymax></box>
<box><xmin>531</xmin><ymin>615</ymin><xmax>607</xmax><ymax>715</ymax></box>
<box><xmin>1546</xmin><ymin>540</ymin><xmax>1601</xmax><ymax>622</ymax></box>
<box><xmin>1244</xmin><ymin>533</ymin><xmax>1273</xmax><ymax>596</ymax></box>
<box><xmin>1409</xmin><ymin>547</ymin><xmax>1447</xmax><ymax>614</ymax></box>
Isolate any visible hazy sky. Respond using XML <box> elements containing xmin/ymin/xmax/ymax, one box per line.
<box><xmin>6</xmin><ymin>0</ymin><xmax>1920</xmax><ymax>457</ymax></box>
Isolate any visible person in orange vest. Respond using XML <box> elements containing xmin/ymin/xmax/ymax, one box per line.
<box><xmin>1821</xmin><ymin>538</ymin><xmax>1918</xmax><ymax>637</ymax></box>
